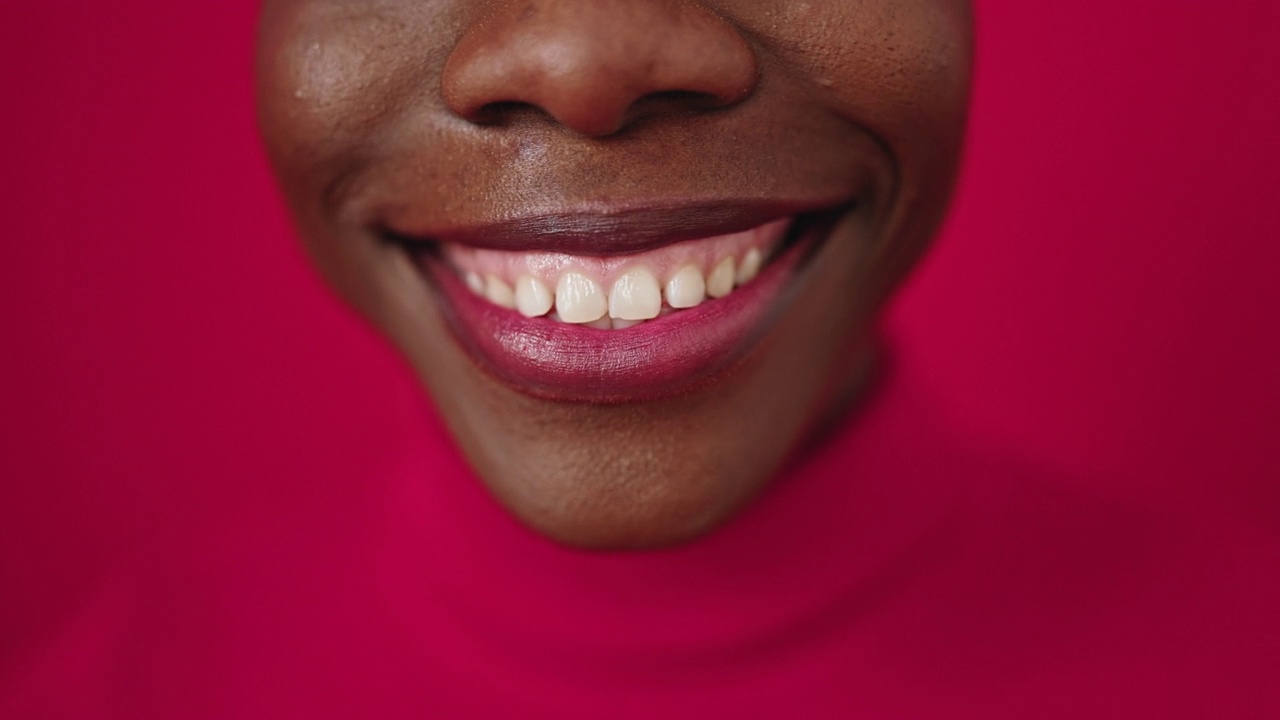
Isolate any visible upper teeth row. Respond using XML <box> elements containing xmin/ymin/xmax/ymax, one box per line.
<box><xmin>463</xmin><ymin>249</ymin><xmax>764</xmax><ymax>328</ymax></box>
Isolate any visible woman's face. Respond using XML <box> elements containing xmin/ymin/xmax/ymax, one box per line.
<box><xmin>257</xmin><ymin>0</ymin><xmax>972</xmax><ymax>548</ymax></box>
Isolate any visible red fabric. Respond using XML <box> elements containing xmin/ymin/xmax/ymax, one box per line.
<box><xmin>2</xmin><ymin>3</ymin><xmax>1278</xmax><ymax>717</ymax></box>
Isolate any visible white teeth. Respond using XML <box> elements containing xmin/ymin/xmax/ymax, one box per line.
<box><xmin>608</xmin><ymin>267</ymin><xmax>662</xmax><ymax>320</ymax></box>
<box><xmin>484</xmin><ymin>275</ymin><xmax>515</xmax><ymax>309</ymax></box>
<box><xmin>555</xmin><ymin>271</ymin><xmax>607</xmax><ymax>324</ymax></box>
<box><xmin>665</xmin><ymin>265</ymin><xmax>706</xmax><ymax>309</ymax></box>
<box><xmin>706</xmin><ymin>257</ymin><xmax>736</xmax><ymax>299</ymax></box>
<box><xmin>515</xmin><ymin>275</ymin><xmax>554</xmax><ymax>318</ymax></box>
<box><xmin>462</xmin><ymin>246</ymin><xmax>770</xmax><ymax>326</ymax></box>
<box><xmin>736</xmin><ymin>248</ymin><xmax>762</xmax><ymax>285</ymax></box>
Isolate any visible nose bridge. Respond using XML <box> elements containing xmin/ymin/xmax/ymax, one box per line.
<box><xmin>441</xmin><ymin>0</ymin><xmax>759</xmax><ymax>136</ymax></box>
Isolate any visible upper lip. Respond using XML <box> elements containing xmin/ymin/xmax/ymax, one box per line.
<box><xmin>380</xmin><ymin>196</ymin><xmax>852</xmax><ymax>256</ymax></box>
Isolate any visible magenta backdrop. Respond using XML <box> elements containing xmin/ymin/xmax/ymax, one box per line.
<box><xmin>895</xmin><ymin>1</ymin><xmax>1280</xmax><ymax>524</ymax></box>
<box><xmin>1</xmin><ymin>0</ymin><xmax>1278</xmax><ymax>708</ymax></box>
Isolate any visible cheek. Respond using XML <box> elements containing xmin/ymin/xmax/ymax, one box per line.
<box><xmin>255</xmin><ymin>4</ymin><xmax>442</xmax><ymax>181</ymax></box>
<box><xmin>738</xmin><ymin>0</ymin><xmax>971</xmax><ymax>143</ymax></box>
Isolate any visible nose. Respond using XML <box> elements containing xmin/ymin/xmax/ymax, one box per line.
<box><xmin>441</xmin><ymin>0</ymin><xmax>759</xmax><ymax>137</ymax></box>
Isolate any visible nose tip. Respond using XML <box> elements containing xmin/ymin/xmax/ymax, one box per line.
<box><xmin>441</xmin><ymin>0</ymin><xmax>759</xmax><ymax>137</ymax></box>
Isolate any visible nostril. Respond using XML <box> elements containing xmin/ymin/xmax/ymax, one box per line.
<box><xmin>468</xmin><ymin>100</ymin><xmax>542</xmax><ymax>127</ymax></box>
<box><xmin>643</xmin><ymin>90</ymin><xmax>732</xmax><ymax>110</ymax></box>
<box><xmin>612</xmin><ymin>91</ymin><xmax>741</xmax><ymax>132</ymax></box>
<box><xmin>636</xmin><ymin>90</ymin><xmax>741</xmax><ymax>115</ymax></box>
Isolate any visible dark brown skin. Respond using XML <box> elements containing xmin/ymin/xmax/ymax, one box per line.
<box><xmin>256</xmin><ymin>0</ymin><xmax>972</xmax><ymax>549</ymax></box>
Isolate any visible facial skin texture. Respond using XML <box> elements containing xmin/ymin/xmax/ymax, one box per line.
<box><xmin>257</xmin><ymin>0</ymin><xmax>972</xmax><ymax>548</ymax></box>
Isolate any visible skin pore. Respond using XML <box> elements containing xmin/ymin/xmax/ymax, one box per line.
<box><xmin>256</xmin><ymin>0</ymin><xmax>972</xmax><ymax>549</ymax></box>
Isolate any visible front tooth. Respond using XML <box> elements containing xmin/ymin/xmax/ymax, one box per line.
<box><xmin>484</xmin><ymin>275</ymin><xmax>515</xmax><ymax>309</ymax></box>
<box><xmin>465</xmin><ymin>272</ymin><xmax>486</xmax><ymax>295</ymax></box>
<box><xmin>608</xmin><ymin>267</ymin><xmax>661</xmax><ymax>320</ymax></box>
<box><xmin>666</xmin><ymin>265</ymin><xmax>706</xmax><ymax>309</ymax></box>
<box><xmin>706</xmin><ymin>257</ymin><xmax>736</xmax><ymax>298</ymax></box>
<box><xmin>736</xmin><ymin>248</ymin><xmax>762</xmax><ymax>285</ymax></box>
<box><xmin>515</xmin><ymin>275</ymin><xmax>554</xmax><ymax>318</ymax></box>
<box><xmin>555</xmin><ymin>271</ymin><xmax>607</xmax><ymax>323</ymax></box>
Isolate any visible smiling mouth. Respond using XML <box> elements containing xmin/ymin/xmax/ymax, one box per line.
<box><xmin>386</xmin><ymin>201</ymin><xmax>851</xmax><ymax>403</ymax></box>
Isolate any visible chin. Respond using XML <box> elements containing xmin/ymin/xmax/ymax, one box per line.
<box><xmin>425</xmin><ymin>364</ymin><xmax>856</xmax><ymax>551</ymax></box>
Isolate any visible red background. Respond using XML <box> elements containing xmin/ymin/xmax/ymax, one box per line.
<box><xmin>1</xmin><ymin>0</ymin><xmax>1278</xmax><ymax>708</ymax></box>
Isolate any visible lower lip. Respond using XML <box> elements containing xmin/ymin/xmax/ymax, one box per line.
<box><xmin>418</xmin><ymin>227</ymin><xmax>818</xmax><ymax>403</ymax></box>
